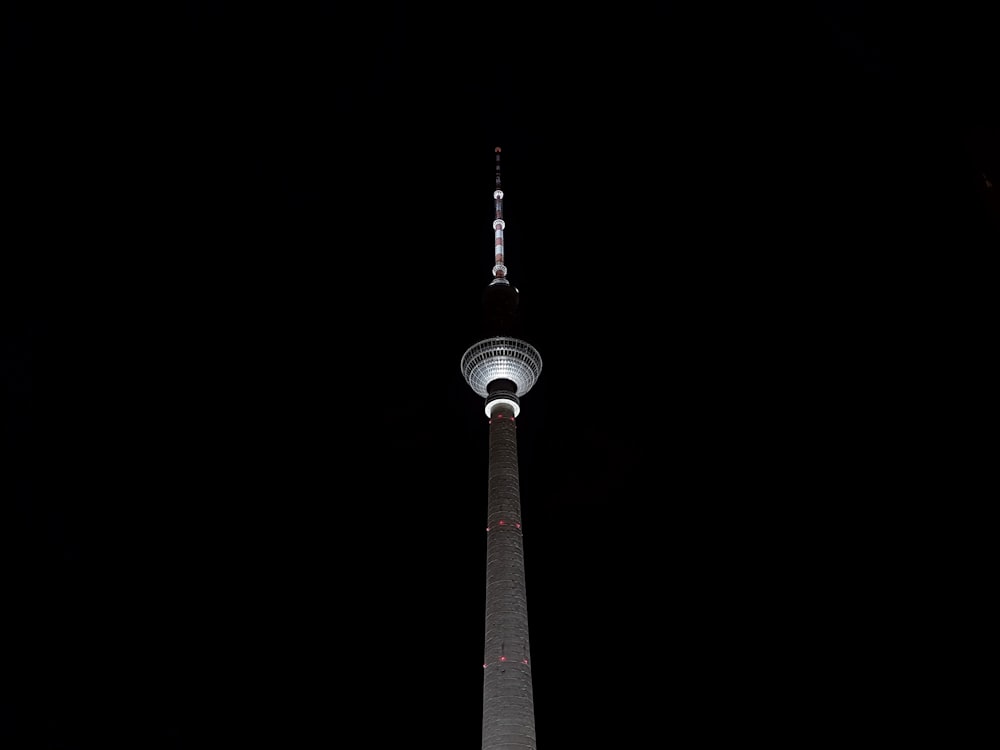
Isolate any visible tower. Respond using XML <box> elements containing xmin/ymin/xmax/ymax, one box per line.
<box><xmin>461</xmin><ymin>148</ymin><xmax>543</xmax><ymax>750</ymax></box>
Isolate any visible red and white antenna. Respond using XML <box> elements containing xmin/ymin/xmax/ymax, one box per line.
<box><xmin>492</xmin><ymin>146</ymin><xmax>507</xmax><ymax>283</ymax></box>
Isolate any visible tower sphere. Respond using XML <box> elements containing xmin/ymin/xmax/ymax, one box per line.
<box><xmin>461</xmin><ymin>336</ymin><xmax>543</xmax><ymax>415</ymax></box>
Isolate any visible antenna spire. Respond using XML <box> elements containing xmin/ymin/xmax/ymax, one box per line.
<box><xmin>492</xmin><ymin>147</ymin><xmax>507</xmax><ymax>284</ymax></box>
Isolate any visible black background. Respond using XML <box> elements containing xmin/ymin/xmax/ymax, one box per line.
<box><xmin>5</xmin><ymin>3</ymin><xmax>996</xmax><ymax>747</ymax></box>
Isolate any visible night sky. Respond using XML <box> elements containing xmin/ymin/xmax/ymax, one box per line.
<box><xmin>4</xmin><ymin>3</ymin><xmax>996</xmax><ymax>748</ymax></box>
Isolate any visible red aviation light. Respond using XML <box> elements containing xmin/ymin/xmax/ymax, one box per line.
<box><xmin>483</xmin><ymin>656</ymin><xmax>528</xmax><ymax>667</ymax></box>
<box><xmin>487</xmin><ymin>520</ymin><xmax>522</xmax><ymax>531</ymax></box>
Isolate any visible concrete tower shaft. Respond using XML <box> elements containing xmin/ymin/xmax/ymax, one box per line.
<box><xmin>481</xmin><ymin>402</ymin><xmax>535</xmax><ymax>750</ymax></box>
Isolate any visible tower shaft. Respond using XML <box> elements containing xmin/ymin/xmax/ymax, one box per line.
<box><xmin>482</xmin><ymin>401</ymin><xmax>535</xmax><ymax>750</ymax></box>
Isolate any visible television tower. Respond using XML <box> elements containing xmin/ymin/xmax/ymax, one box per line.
<box><xmin>461</xmin><ymin>147</ymin><xmax>543</xmax><ymax>750</ymax></box>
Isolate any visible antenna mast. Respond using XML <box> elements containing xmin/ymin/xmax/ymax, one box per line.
<box><xmin>492</xmin><ymin>147</ymin><xmax>508</xmax><ymax>284</ymax></box>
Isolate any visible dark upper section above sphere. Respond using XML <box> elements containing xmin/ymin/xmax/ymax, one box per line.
<box><xmin>481</xmin><ymin>280</ymin><xmax>520</xmax><ymax>337</ymax></box>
